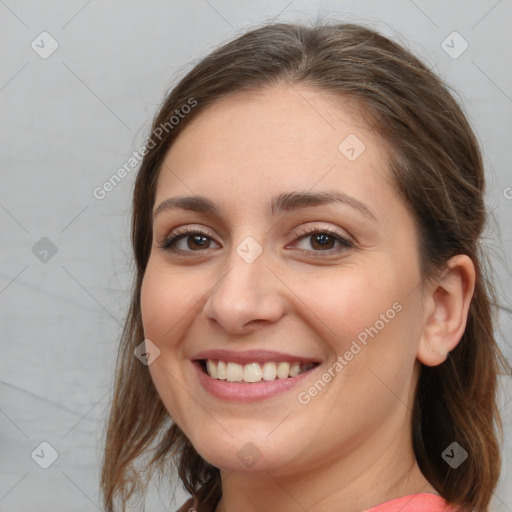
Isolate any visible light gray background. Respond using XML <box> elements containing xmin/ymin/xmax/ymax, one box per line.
<box><xmin>1</xmin><ymin>1</ymin><xmax>511</xmax><ymax>511</ymax></box>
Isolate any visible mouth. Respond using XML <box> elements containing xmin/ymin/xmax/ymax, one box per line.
<box><xmin>191</xmin><ymin>349</ymin><xmax>323</xmax><ymax>401</ymax></box>
<box><xmin>197</xmin><ymin>359</ymin><xmax>320</xmax><ymax>383</ymax></box>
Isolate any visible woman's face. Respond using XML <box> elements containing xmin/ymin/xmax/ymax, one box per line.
<box><xmin>140</xmin><ymin>83</ymin><xmax>426</xmax><ymax>475</ymax></box>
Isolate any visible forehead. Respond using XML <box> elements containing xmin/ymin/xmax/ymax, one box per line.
<box><xmin>155</xmin><ymin>83</ymin><xmax>395</xmax><ymax>217</ymax></box>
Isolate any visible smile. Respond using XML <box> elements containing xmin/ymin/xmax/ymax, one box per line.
<box><xmin>202</xmin><ymin>359</ymin><xmax>318</xmax><ymax>382</ymax></box>
<box><xmin>191</xmin><ymin>349</ymin><xmax>322</xmax><ymax>401</ymax></box>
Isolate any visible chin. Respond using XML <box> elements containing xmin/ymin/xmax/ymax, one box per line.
<box><xmin>189</xmin><ymin>432</ymin><xmax>300</xmax><ymax>472</ymax></box>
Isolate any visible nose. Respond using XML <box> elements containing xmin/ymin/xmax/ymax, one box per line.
<box><xmin>202</xmin><ymin>248</ymin><xmax>287</xmax><ymax>335</ymax></box>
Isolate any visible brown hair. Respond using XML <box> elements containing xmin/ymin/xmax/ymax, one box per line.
<box><xmin>100</xmin><ymin>21</ymin><xmax>510</xmax><ymax>512</ymax></box>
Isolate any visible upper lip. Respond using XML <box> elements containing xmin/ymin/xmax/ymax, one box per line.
<box><xmin>191</xmin><ymin>349</ymin><xmax>321</xmax><ymax>365</ymax></box>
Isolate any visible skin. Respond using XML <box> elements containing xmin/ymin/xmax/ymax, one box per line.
<box><xmin>140</xmin><ymin>82</ymin><xmax>475</xmax><ymax>512</ymax></box>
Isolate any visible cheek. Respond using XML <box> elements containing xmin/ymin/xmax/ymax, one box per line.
<box><xmin>140</xmin><ymin>260</ymin><xmax>198</xmax><ymax>340</ymax></box>
<box><xmin>298</xmin><ymin>265</ymin><xmax>399</xmax><ymax>350</ymax></box>
<box><xmin>140</xmin><ymin>270</ymin><xmax>167</xmax><ymax>341</ymax></box>
<box><xmin>297</xmin><ymin>262</ymin><xmax>418</xmax><ymax>401</ymax></box>
<box><xmin>140</xmin><ymin>261</ymin><xmax>199</xmax><ymax>425</ymax></box>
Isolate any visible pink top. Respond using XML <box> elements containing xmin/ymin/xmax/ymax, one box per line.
<box><xmin>363</xmin><ymin>493</ymin><xmax>457</xmax><ymax>512</ymax></box>
<box><xmin>177</xmin><ymin>493</ymin><xmax>458</xmax><ymax>512</ymax></box>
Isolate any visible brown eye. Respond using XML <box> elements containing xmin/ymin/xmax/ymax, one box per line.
<box><xmin>292</xmin><ymin>228</ymin><xmax>354</xmax><ymax>254</ymax></box>
<box><xmin>186</xmin><ymin>234</ymin><xmax>211</xmax><ymax>250</ymax></box>
<box><xmin>160</xmin><ymin>230</ymin><xmax>220</xmax><ymax>252</ymax></box>
<box><xmin>309</xmin><ymin>233</ymin><xmax>337</xmax><ymax>250</ymax></box>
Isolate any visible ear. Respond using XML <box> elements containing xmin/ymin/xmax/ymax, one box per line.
<box><xmin>417</xmin><ymin>255</ymin><xmax>476</xmax><ymax>367</ymax></box>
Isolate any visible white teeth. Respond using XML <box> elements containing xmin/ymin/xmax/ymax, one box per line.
<box><xmin>289</xmin><ymin>362</ymin><xmax>300</xmax><ymax>377</ymax></box>
<box><xmin>262</xmin><ymin>362</ymin><xmax>277</xmax><ymax>381</ymax></box>
<box><xmin>276</xmin><ymin>362</ymin><xmax>290</xmax><ymax>379</ymax></box>
<box><xmin>217</xmin><ymin>360</ymin><xmax>227</xmax><ymax>379</ymax></box>
<box><xmin>226</xmin><ymin>361</ymin><xmax>244</xmax><ymax>382</ymax></box>
<box><xmin>205</xmin><ymin>360</ymin><xmax>315</xmax><ymax>382</ymax></box>
<box><xmin>206</xmin><ymin>360</ymin><xmax>217</xmax><ymax>379</ymax></box>
<box><xmin>243</xmin><ymin>363</ymin><xmax>262</xmax><ymax>383</ymax></box>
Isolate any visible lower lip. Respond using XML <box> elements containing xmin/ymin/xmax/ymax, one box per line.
<box><xmin>193</xmin><ymin>362</ymin><xmax>319</xmax><ymax>402</ymax></box>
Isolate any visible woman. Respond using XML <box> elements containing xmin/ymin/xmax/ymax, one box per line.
<box><xmin>100</xmin><ymin>22</ymin><xmax>509</xmax><ymax>512</ymax></box>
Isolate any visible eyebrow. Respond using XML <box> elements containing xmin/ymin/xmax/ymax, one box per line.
<box><xmin>152</xmin><ymin>191</ymin><xmax>377</xmax><ymax>221</ymax></box>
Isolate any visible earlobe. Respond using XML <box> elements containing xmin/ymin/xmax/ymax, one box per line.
<box><xmin>416</xmin><ymin>255</ymin><xmax>476</xmax><ymax>367</ymax></box>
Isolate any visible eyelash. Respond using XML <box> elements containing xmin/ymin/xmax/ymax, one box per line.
<box><xmin>158</xmin><ymin>225</ymin><xmax>354</xmax><ymax>257</ymax></box>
